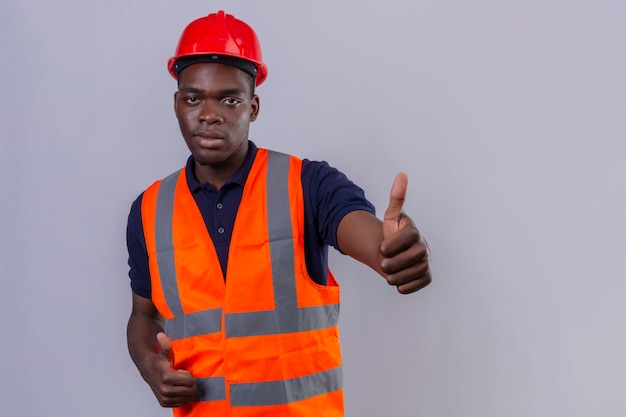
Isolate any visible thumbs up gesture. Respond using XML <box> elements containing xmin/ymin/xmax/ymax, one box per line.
<box><xmin>336</xmin><ymin>172</ymin><xmax>431</xmax><ymax>294</ymax></box>
<box><xmin>144</xmin><ymin>332</ymin><xmax>197</xmax><ymax>407</ymax></box>
<box><xmin>380</xmin><ymin>173</ymin><xmax>431</xmax><ymax>294</ymax></box>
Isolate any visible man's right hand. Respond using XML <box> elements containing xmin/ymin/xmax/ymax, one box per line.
<box><xmin>145</xmin><ymin>332</ymin><xmax>197</xmax><ymax>407</ymax></box>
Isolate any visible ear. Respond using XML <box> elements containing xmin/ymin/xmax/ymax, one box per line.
<box><xmin>250</xmin><ymin>94</ymin><xmax>260</xmax><ymax>122</ymax></box>
<box><xmin>173</xmin><ymin>91</ymin><xmax>179</xmax><ymax>115</ymax></box>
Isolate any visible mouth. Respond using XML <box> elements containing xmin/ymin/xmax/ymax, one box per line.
<box><xmin>194</xmin><ymin>132</ymin><xmax>225</xmax><ymax>148</ymax></box>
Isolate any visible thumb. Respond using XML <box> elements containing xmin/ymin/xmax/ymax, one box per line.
<box><xmin>383</xmin><ymin>172</ymin><xmax>408</xmax><ymax>239</ymax></box>
<box><xmin>156</xmin><ymin>332</ymin><xmax>175</xmax><ymax>365</ymax></box>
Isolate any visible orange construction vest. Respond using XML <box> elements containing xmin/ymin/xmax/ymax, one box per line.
<box><xmin>141</xmin><ymin>149</ymin><xmax>344</xmax><ymax>417</ymax></box>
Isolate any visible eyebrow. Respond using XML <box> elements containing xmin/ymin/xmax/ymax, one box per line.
<box><xmin>178</xmin><ymin>86</ymin><xmax>205</xmax><ymax>93</ymax></box>
<box><xmin>178</xmin><ymin>87</ymin><xmax>245</xmax><ymax>96</ymax></box>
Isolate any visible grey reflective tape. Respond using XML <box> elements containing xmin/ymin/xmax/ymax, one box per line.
<box><xmin>165</xmin><ymin>308</ymin><xmax>223</xmax><ymax>340</ymax></box>
<box><xmin>154</xmin><ymin>169</ymin><xmax>224</xmax><ymax>339</ymax></box>
<box><xmin>266</xmin><ymin>151</ymin><xmax>298</xmax><ymax>333</ymax></box>
<box><xmin>297</xmin><ymin>304</ymin><xmax>340</xmax><ymax>332</ymax></box>
<box><xmin>225</xmin><ymin>304</ymin><xmax>340</xmax><ymax>338</ymax></box>
<box><xmin>155</xmin><ymin>170</ymin><xmax>183</xmax><ymax>316</ymax></box>
<box><xmin>194</xmin><ymin>376</ymin><xmax>227</xmax><ymax>402</ymax></box>
<box><xmin>230</xmin><ymin>366</ymin><xmax>343</xmax><ymax>407</ymax></box>
<box><xmin>225</xmin><ymin>310</ymin><xmax>277</xmax><ymax>338</ymax></box>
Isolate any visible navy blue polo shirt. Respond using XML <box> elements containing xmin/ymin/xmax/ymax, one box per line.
<box><xmin>126</xmin><ymin>141</ymin><xmax>375</xmax><ymax>298</ymax></box>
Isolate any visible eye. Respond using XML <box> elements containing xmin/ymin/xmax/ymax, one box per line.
<box><xmin>184</xmin><ymin>96</ymin><xmax>200</xmax><ymax>105</ymax></box>
<box><xmin>222</xmin><ymin>97</ymin><xmax>242</xmax><ymax>106</ymax></box>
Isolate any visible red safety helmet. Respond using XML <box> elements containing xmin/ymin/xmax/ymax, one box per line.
<box><xmin>167</xmin><ymin>10</ymin><xmax>268</xmax><ymax>86</ymax></box>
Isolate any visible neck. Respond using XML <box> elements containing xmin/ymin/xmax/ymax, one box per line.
<box><xmin>194</xmin><ymin>141</ymin><xmax>249</xmax><ymax>190</ymax></box>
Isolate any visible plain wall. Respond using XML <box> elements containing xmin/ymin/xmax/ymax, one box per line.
<box><xmin>1</xmin><ymin>0</ymin><xmax>625</xmax><ymax>416</ymax></box>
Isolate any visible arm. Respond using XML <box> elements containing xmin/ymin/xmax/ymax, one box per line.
<box><xmin>337</xmin><ymin>173</ymin><xmax>431</xmax><ymax>294</ymax></box>
<box><xmin>127</xmin><ymin>292</ymin><xmax>197</xmax><ymax>407</ymax></box>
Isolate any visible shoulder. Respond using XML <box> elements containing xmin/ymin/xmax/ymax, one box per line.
<box><xmin>301</xmin><ymin>159</ymin><xmax>367</xmax><ymax>198</ymax></box>
<box><xmin>301</xmin><ymin>158</ymin><xmax>344</xmax><ymax>183</ymax></box>
<box><xmin>300</xmin><ymin>158</ymin><xmax>375</xmax><ymax>214</ymax></box>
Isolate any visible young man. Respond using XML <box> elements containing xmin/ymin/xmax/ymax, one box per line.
<box><xmin>126</xmin><ymin>10</ymin><xmax>431</xmax><ymax>417</ymax></box>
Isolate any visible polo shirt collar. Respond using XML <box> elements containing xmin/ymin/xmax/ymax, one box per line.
<box><xmin>185</xmin><ymin>141</ymin><xmax>259</xmax><ymax>193</ymax></box>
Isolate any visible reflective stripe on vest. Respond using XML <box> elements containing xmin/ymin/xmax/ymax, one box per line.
<box><xmin>230</xmin><ymin>366</ymin><xmax>343</xmax><ymax>406</ymax></box>
<box><xmin>152</xmin><ymin>151</ymin><xmax>341</xmax><ymax>406</ymax></box>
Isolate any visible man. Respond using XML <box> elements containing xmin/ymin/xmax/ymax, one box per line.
<box><xmin>126</xmin><ymin>10</ymin><xmax>431</xmax><ymax>417</ymax></box>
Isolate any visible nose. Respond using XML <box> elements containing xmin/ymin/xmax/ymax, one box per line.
<box><xmin>198</xmin><ymin>100</ymin><xmax>224</xmax><ymax>124</ymax></box>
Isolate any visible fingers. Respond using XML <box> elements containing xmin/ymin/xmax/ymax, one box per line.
<box><xmin>395</xmin><ymin>274</ymin><xmax>432</xmax><ymax>294</ymax></box>
<box><xmin>380</xmin><ymin>224</ymin><xmax>421</xmax><ymax>257</ymax></box>
<box><xmin>383</xmin><ymin>172</ymin><xmax>409</xmax><ymax>239</ymax></box>
<box><xmin>155</xmin><ymin>369</ymin><xmax>197</xmax><ymax>407</ymax></box>
<box><xmin>153</xmin><ymin>379</ymin><xmax>198</xmax><ymax>407</ymax></box>
<box><xmin>381</xmin><ymin>237</ymin><xmax>427</xmax><ymax>272</ymax></box>
<box><xmin>380</xmin><ymin>227</ymin><xmax>431</xmax><ymax>294</ymax></box>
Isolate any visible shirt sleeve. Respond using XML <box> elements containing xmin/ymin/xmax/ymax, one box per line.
<box><xmin>301</xmin><ymin>159</ymin><xmax>376</xmax><ymax>254</ymax></box>
<box><xmin>126</xmin><ymin>193</ymin><xmax>152</xmax><ymax>298</ymax></box>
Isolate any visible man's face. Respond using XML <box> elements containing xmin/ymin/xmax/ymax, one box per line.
<box><xmin>174</xmin><ymin>63</ymin><xmax>259</xmax><ymax>177</ymax></box>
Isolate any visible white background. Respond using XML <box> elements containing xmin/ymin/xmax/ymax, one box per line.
<box><xmin>1</xmin><ymin>1</ymin><xmax>625</xmax><ymax>416</ymax></box>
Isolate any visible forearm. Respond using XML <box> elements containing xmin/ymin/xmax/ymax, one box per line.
<box><xmin>337</xmin><ymin>210</ymin><xmax>385</xmax><ymax>276</ymax></box>
<box><xmin>127</xmin><ymin>307</ymin><xmax>164</xmax><ymax>380</ymax></box>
